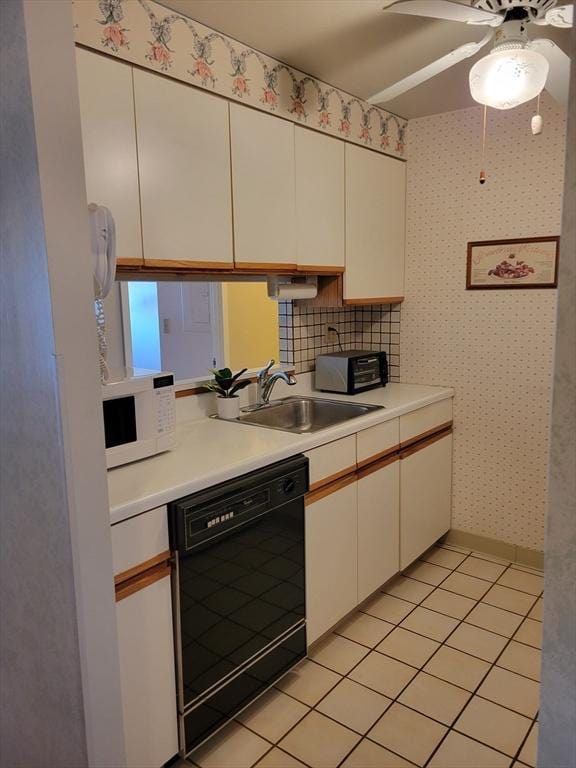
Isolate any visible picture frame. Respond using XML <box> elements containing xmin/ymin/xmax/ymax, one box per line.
<box><xmin>466</xmin><ymin>236</ymin><xmax>560</xmax><ymax>290</ymax></box>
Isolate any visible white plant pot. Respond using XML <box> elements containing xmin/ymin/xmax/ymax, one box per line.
<box><xmin>217</xmin><ymin>396</ymin><xmax>240</xmax><ymax>420</ymax></box>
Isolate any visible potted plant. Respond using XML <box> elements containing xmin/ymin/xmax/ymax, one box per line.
<box><xmin>203</xmin><ymin>367</ymin><xmax>251</xmax><ymax>419</ymax></box>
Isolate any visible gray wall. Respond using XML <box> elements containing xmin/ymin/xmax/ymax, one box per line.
<box><xmin>0</xmin><ymin>0</ymin><xmax>87</xmax><ymax>763</ymax></box>
<box><xmin>0</xmin><ymin>1</ymin><xmax>125</xmax><ymax>765</ymax></box>
<box><xmin>538</xmin><ymin>22</ymin><xmax>576</xmax><ymax>768</ymax></box>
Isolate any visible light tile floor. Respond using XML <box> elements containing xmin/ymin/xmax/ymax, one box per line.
<box><xmin>179</xmin><ymin>543</ymin><xmax>543</xmax><ymax>768</ymax></box>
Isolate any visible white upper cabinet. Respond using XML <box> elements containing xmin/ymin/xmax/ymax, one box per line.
<box><xmin>344</xmin><ymin>144</ymin><xmax>406</xmax><ymax>303</ymax></box>
<box><xmin>295</xmin><ymin>128</ymin><xmax>345</xmax><ymax>271</ymax></box>
<box><xmin>75</xmin><ymin>49</ymin><xmax>142</xmax><ymax>266</ymax></box>
<box><xmin>230</xmin><ymin>104</ymin><xmax>296</xmax><ymax>269</ymax></box>
<box><xmin>133</xmin><ymin>70</ymin><xmax>233</xmax><ymax>269</ymax></box>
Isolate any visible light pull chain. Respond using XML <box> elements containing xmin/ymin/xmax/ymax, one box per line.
<box><xmin>532</xmin><ymin>93</ymin><xmax>543</xmax><ymax>135</ymax></box>
<box><xmin>479</xmin><ymin>105</ymin><xmax>487</xmax><ymax>185</ymax></box>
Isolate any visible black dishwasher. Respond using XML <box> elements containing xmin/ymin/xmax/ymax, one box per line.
<box><xmin>169</xmin><ymin>455</ymin><xmax>309</xmax><ymax>757</ymax></box>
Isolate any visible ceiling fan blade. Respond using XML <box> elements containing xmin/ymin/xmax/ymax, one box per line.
<box><xmin>529</xmin><ymin>38</ymin><xmax>571</xmax><ymax>105</ymax></box>
<box><xmin>532</xmin><ymin>4</ymin><xmax>573</xmax><ymax>27</ymax></box>
<box><xmin>384</xmin><ymin>0</ymin><xmax>501</xmax><ymax>25</ymax></box>
<box><xmin>368</xmin><ymin>31</ymin><xmax>493</xmax><ymax>104</ymax></box>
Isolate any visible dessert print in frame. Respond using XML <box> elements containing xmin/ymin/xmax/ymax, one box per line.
<box><xmin>467</xmin><ymin>236</ymin><xmax>559</xmax><ymax>290</ymax></box>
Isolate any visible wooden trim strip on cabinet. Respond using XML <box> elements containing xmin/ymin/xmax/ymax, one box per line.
<box><xmin>175</xmin><ymin>368</ymin><xmax>294</xmax><ymax>398</ymax></box>
<box><xmin>175</xmin><ymin>376</ymin><xmax>258</xmax><ymax>398</ymax></box>
<box><xmin>297</xmin><ymin>265</ymin><xmax>345</xmax><ymax>274</ymax></box>
<box><xmin>356</xmin><ymin>445</ymin><xmax>400</xmax><ymax>471</ymax></box>
<box><xmin>343</xmin><ymin>296</ymin><xmax>404</xmax><ymax>305</ymax></box>
<box><xmin>116</xmin><ymin>257</ymin><xmax>144</xmax><ymax>269</ymax></box>
<box><xmin>115</xmin><ymin>560</ymin><xmax>171</xmax><ymax>602</ymax></box>
<box><xmin>141</xmin><ymin>259</ymin><xmax>235</xmax><ymax>271</ymax></box>
<box><xmin>114</xmin><ymin>549</ymin><xmax>171</xmax><ymax>586</ymax></box>
<box><xmin>308</xmin><ymin>465</ymin><xmax>358</xmax><ymax>494</ymax></box>
<box><xmin>175</xmin><ymin>386</ymin><xmax>208</xmax><ymax>397</ymax></box>
<box><xmin>357</xmin><ymin>452</ymin><xmax>399</xmax><ymax>480</ymax></box>
<box><xmin>399</xmin><ymin>421</ymin><xmax>453</xmax><ymax>451</ymax></box>
<box><xmin>234</xmin><ymin>262</ymin><xmax>298</xmax><ymax>273</ymax></box>
<box><xmin>400</xmin><ymin>425</ymin><xmax>453</xmax><ymax>460</ymax></box>
<box><xmin>305</xmin><ymin>471</ymin><xmax>356</xmax><ymax>506</ymax></box>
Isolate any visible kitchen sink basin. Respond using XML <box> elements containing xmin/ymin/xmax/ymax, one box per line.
<box><xmin>235</xmin><ymin>396</ymin><xmax>383</xmax><ymax>434</ymax></box>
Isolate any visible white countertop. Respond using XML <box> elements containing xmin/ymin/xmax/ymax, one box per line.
<box><xmin>108</xmin><ymin>382</ymin><xmax>453</xmax><ymax>524</ymax></box>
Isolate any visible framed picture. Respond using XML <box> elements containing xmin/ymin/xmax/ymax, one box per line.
<box><xmin>466</xmin><ymin>236</ymin><xmax>559</xmax><ymax>290</ymax></box>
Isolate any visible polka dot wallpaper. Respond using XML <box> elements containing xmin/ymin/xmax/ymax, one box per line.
<box><xmin>401</xmin><ymin>94</ymin><xmax>566</xmax><ymax>551</ymax></box>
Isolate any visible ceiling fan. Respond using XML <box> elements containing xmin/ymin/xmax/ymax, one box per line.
<box><xmin>368</xmin><ymin>0</ymin><xmax>572</xmax><ymax>109</ymax></box>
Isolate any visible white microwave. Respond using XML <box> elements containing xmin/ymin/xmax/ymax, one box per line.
<box><xmin>102</xmin><ymin>368</ymin><xmax>176</xmax><ymax>469</ymax></box>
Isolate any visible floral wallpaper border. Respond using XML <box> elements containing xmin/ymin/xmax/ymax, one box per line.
<box><xmin>73</xmin><ymin>0</ymin><xmax>408</xmax><ymax>158</ymax></box>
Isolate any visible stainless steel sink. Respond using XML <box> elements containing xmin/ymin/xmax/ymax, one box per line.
<box><xmin>235</xmin><ymin>396</ymin><xmax>383</xmax><ymax>434</ymax></box>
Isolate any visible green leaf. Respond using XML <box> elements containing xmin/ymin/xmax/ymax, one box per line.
<box><xmin>229</xmin><ymin>379</ymin><xmax>252</xmax><ymax>397</ymax></box>
<box><xmin>202</xmin><ymin>381</ymin><xmax>225</xmax><ymax>396</ymax></box>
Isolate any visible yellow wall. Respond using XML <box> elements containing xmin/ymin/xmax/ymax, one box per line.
<box><xmin>221</xmin><ymin>283</ymin><xmax>279</xmax><ymax>370</ymax></box>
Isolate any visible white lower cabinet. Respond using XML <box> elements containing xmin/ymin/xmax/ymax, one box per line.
<box><xmin>400</xmin><ymin>433</ymin><xmax>453</xmax><ymax>569</ymax></box>
<box><xmin>116</xmin><ymin>576</ymin><xmax>178</xmax><ymax>767</ymax></box>
<box><xmin>305</xmin><ymin>481</ymin><xmax>358</xmax><ymax>644</ymax></box>
<box><xmin>357</xmin><ymin>458</ymin><xmax>400</xmax><ymax>603</ymax></box>
<box><xmin>112</xmin><ymin>507</ymin><xmax>178</xmax><ymax>767</ymax></box>
<box><xmin>305</xmin><ymin>411</ymin><xmax>453</xmax><ymax>645</ymax></box>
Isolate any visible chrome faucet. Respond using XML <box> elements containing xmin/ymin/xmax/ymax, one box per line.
<box><xmin>257</xmin><ymin>359</ymin><xmax>297</xmax><ymax>405</ymax></box>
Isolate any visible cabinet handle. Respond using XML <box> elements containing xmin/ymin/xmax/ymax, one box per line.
<box><xmin>357</xmin><ymin>452</ymin><xmax>399</xmax><ymax>480</ymax></box>
<box><xmin>400</xmin><ymin>426</ymin><xmax>453</xmax><ymax>460</ymax></box>
<box><xmin>357</xmin><ymin>445</ymin><xmax>400</xmax><ymax>471</ymax></box>
<box><xmin>305</xmin><ymin>472</ymin><xmax>356</xmax><ymax>506</ymax></box>
<box><xmin>399</xmin><ymin>421</ymin><xmax>453</xmax><ymax>451</ymax></box>
<box><xmin>308</xmin><ymin>465</ymin><xmax>357</xmax><ymax>494</ymax></box>
<box><xmin>114</xmin><ymin>550</ymin><xmax>172</xmax><ymax>602</ymax></box>
<box><xmin>114</xmin><ymin>549</ymin><xmax>171</xmax><ymax>586</ymax></box>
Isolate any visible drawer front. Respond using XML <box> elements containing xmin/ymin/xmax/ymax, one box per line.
<box><xmin>111</xmin><ymin>506</ymin><xmax>169</xmax><ymax>578</ymax></box>
<box><xmin>305</xmin><ymin>435</ymin><xmax>356</xmax><ymax>491</ymax></box>
<box><xmin>357</xmin><ymin>419</ymin><xmax>400</xmax><ymax>467</ymax></box>
<box><xmin>399</xmin><ymin>399</ymin><xmax>453</xmax><ymax>446</ymax></box>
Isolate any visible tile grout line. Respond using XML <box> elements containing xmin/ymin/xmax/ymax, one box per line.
<box><xmin>310</xmin><ymin>550</ymin><xmax>539</xmax><ymax>765</ymax></box>
<box><xmin>277</xmin><ymin>550</ymin><xmax>541</xmax><ymax>767</ymax></box>
<box><xmin>334</xmin><ymin>549</ymin><xmax>486</xmax><ymax>766</ymax></box>
<box><xmin>309</xmin><ymin>551</ymin><xmax>538</xmax><ymax>768</ymax></box>
<box><xmin>510</xmin><ymin>711</ymin><xmax>540</xmax><ymax>768</ymax></box>
<box><xmin>422</xmin><ymin>559</ymin><xmax>539</xmax><ymax>768</ymax></box>
<box><xmin>193</xmin><ymin>547</ymin><xmax>541</xmax><ymax>768</ymax></box>
<box><xmin>269</xmin><ymin>572</ymin><xmax>446</xmax><ymax>767</ymax></box>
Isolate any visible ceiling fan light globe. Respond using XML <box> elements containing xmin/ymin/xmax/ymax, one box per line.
<box><xmin>469</xmin><ymin>48</ymin><xmax>549</xmax><ymax>109</ymax></box>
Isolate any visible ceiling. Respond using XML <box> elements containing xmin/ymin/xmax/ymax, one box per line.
<box><xmin>160</xmin><ymin>0</ymin><xmax>570</xmax><ymax>118</ymax></box>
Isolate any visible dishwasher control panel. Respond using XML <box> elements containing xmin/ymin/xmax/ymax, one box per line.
<box><xmin>169</xmin><ymin>455</ymin><xmax>309</xmax><ymax>553</ymax></box>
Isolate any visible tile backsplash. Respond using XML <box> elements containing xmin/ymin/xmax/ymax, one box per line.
<box><xmin>278</xmin><ymin>302</ymin><xmax>401</xmax><ymax>381</ymax></box>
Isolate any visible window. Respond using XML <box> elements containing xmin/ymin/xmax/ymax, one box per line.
<box><xmin>103</xmin><ymin>280</ymin><xmax>280</xmax><ymax>383</ymax></box>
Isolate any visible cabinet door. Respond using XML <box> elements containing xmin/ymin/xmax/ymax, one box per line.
<box><xmin>133</xmin><ymin>69</ymin><xmax>233</xmax><ymax>269</ymax></box>
<box><xmin>306</xmin><ymin>482</ymin><xmax>358</xmax><ymax>645</ymax></box>
<box><xmin>357</xmin><ymin>458</ymin><xmax>400</xmax><ymax>603</ymax></box>
<box><xmin>344</xmin><ymin>144</ymin><xmax>406</xmax><ymax>303</ymax></box>
<box><xmin>306</xmin><ymin>481</ymin><xmax>357</xmax><ymax>645</ymax></box>
<box><xmin>230</xmin><ymin>103</ymin><xmax>296</xmax><ymax>269</ymax></box>
<box><xmin>295</xmin><ymin>128</ymin><xmax>345</xmax><ymax>271</ymax></box>
<box><xmin>116</xmin><ymin>576</ymin><xmax>178</xmax><ymax>768</ymax></box>
<box><xmin>75</xmin><ymin>49</ymin><xmax>142</xmax><ymax>266</ymax></box>
<box><xmin>400</xmin><ymin>433</ymin><xmax>453</xmax><ymax>569</ymax></box>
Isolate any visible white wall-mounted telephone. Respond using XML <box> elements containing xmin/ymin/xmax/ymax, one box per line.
<box><xmin>88</xmin><ymin>204</ymin><xmax>117</xmax><ymax>382</ymax></box>
<box><xmin>89</xmin><ymin>203</ymin><xmax>117</xmax><ymax>299</ymax></box>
